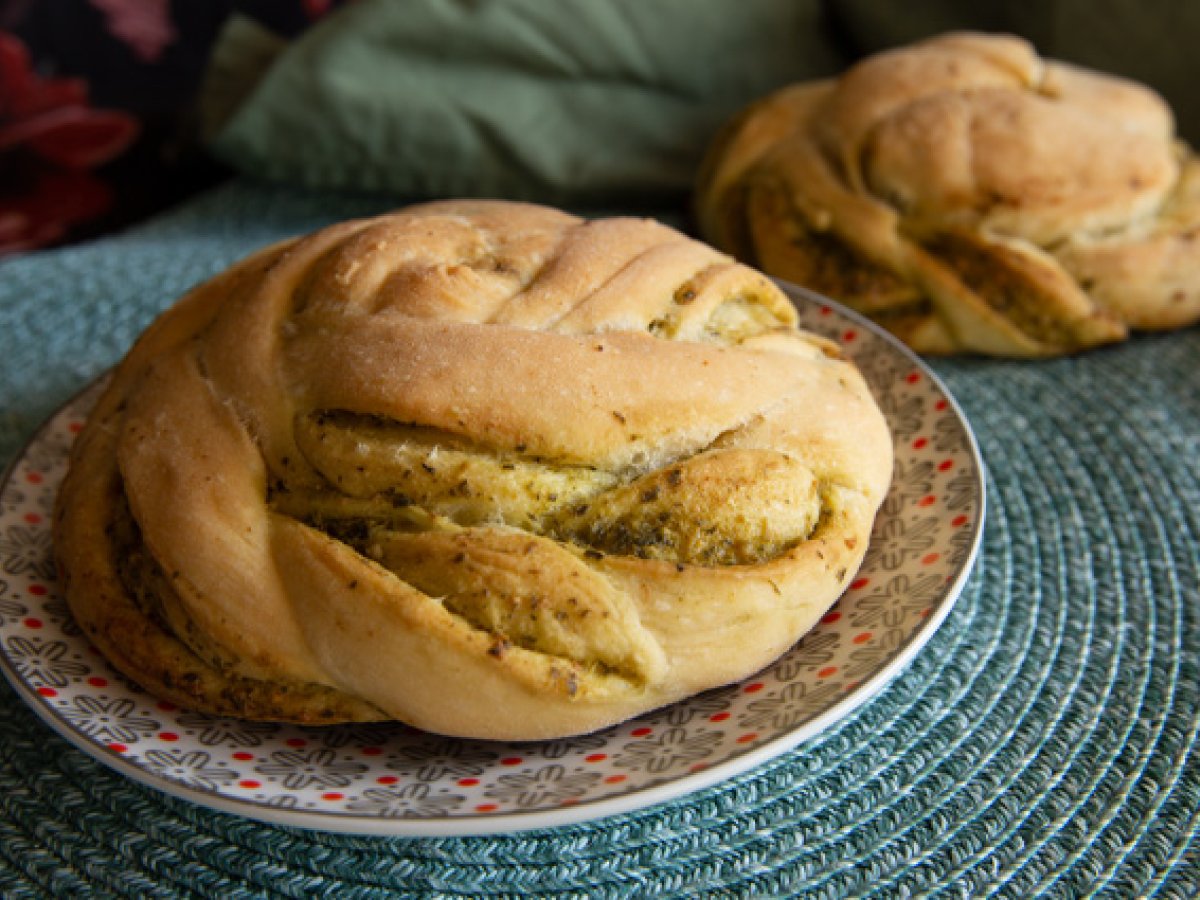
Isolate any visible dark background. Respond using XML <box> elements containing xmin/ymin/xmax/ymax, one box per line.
<box><xmin>2</xmin><ymin>0</ymin><xmax>1195</xmax><ymax>254</ymax></box>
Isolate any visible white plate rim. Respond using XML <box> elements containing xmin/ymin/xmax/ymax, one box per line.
<box><xmin>0</xmin><ymin>282</ymin><xmax>986</xmax><ymax>836</ymax></box>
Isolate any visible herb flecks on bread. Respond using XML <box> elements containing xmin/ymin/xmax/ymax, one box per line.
<box><xmin>696</xmin><ymin>32</ymin><xmax>1200</xmax><ymax>357</ymax></box>
<box><xmin>55</xmin><ymin>201</ymin><xmax>891</xmax><ymax>739</ymax></box>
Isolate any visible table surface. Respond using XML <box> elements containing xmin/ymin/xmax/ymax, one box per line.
<box><xmin>0</xmin><ymin>181</ymin><xmax>1196</xmax><ymax>898</ymax></box>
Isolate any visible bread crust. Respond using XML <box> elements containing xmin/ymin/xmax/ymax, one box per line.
<box><xmin>55</xmin><ymin>201</ymin><xmax>892</xmax><ymax>739</ymax></box>
<box><xmin>696</xmin><ymin>32</ymin><xmax>1200</xmax><ymax>356</ymax></box>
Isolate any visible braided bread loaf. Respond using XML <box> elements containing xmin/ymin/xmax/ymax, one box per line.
<box><xmin>54</xmin><ymin>201</ymin><xmax>891</xmax><ymax>739</ymax></box>
<box><xmin>696</xmin><ymin>32</ymin><xmax>1200</xmax><ymax>357</ymax></box>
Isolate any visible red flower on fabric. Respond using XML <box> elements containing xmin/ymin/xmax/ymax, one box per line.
<box><xmin>302</xmin><ymin>0</ymin><xmax>335</xmax><ymax>20</ymax></box>
<box><xmin>87</xmin><ymin>0</ymin><xmax>177</xmax><ymax>63</ymax></box>
<box><xmin>0</xmin><ymin>32</ymin><xmax>139</xmax><ymax>254</ymax></box>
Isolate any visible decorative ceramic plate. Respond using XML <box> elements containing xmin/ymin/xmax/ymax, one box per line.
<box><xmin>0</xmin><ymin>283</ymin><xmax>984</xmax><ymax>836</ymax></box>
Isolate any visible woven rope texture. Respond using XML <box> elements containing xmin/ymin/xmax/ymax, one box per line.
<box><xmin>0</xmin><ymin>183</ymin><xmax>1195</xmax><ymax>898</ymax></box>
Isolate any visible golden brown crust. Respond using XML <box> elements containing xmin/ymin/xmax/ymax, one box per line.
<box><xmin>54</xmin><ymin>200</ymin><xmax>892</xmax><ymax>739</ymax></box>
<box><xmin>695</xmin><ymin>31</ymin><xmax>1200</xmax><ymax>356</ymax></box>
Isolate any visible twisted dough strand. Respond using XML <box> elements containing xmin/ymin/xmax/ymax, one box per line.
<box><xmin>56</xmin><ymin>201</ymin><xmax>891</xmax><ymax>738</ymax></box>
<box><xmin>697</xmin><ymin>32</ymin><xmax>1200</xmax><ymax>356</ymax></box>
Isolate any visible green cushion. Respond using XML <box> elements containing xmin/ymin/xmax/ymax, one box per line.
<box><xmin>204</xmin><ymin>0</ymin><xmax>843</xmax><ymax>205</ymax></box>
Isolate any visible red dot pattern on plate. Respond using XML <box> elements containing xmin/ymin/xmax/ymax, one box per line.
<box><xmin>0</xmin><ymin>295</ymin><xmax>983</xmax><ymax>827</ymax></box>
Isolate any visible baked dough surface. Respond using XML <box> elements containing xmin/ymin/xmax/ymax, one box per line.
<box><xmin>696</xmin><ymin>32</ymin><xmax>1200</xmax><ymax>356</ymax></box>
<box><xmin>54</xmin><ymin>200</ymin><xmax>891</xmax><ymax>739</ymax></box>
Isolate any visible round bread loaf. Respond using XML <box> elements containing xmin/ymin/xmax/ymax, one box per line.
<box><xmin>54</xmin><ymin>200</ymin><xmax>892</xmax><ymax>739</ymax></box>
<box><xmin>696</xmin><ymin>32</ymin><xmax>1200</xmax><ymax>357</ymax></box>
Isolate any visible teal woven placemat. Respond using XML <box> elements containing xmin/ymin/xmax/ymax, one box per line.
<box><xmin>0</xmin><ymin>182</ymin><xmax>1196</xmax><ymax>898</ymax></box>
